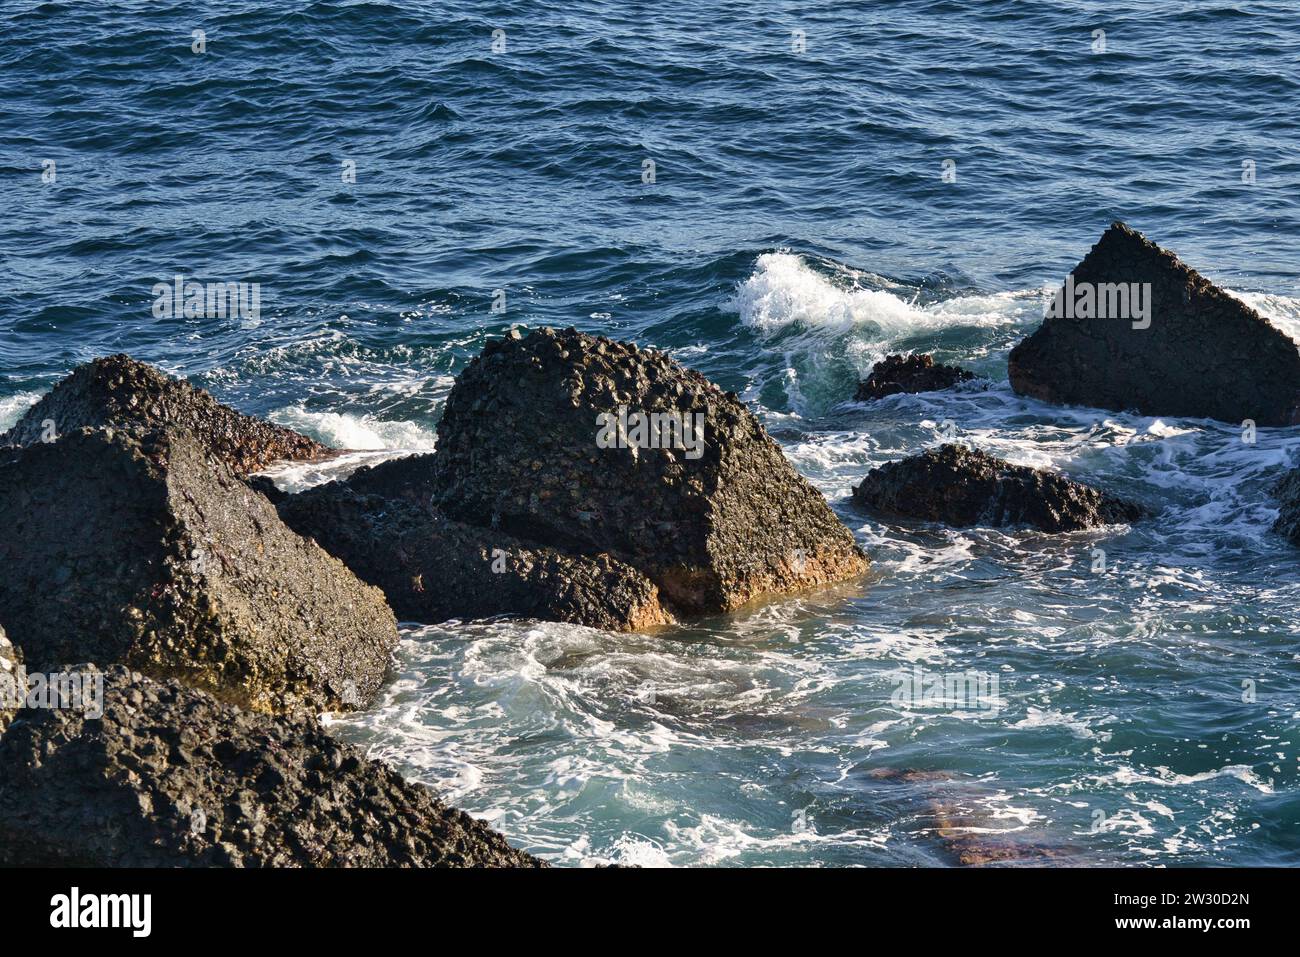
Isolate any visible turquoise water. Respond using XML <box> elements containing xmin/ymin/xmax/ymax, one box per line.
<box><xmin>3</xmin><ymin>0</ymin><xmax>1300</xmax><ymax>865</ymax></box>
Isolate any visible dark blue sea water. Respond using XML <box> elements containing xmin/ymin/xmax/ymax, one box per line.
<box><xmin>3</xmin><ymin>0</ymin><xmax>1300</xmax><ymax>866</ymax></box>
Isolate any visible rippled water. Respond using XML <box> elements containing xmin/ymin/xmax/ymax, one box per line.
<box><xmin>3</xmin><ymin>0</ymin><xmax>1299</xmax><ymax>866</ymax></box>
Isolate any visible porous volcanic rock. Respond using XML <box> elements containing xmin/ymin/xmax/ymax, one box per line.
<box><xmin>276</xmin><ymin>479</ymin><xmax>673</xmax><ymax>631</ymax></box>
<box><xmin>853</xmin><ymin>444</ymin><xmax>1144</xmax><ymax>532</ymax></box>
<box><xmin>1009</xmin><ymin>223</ymin><xmax>1300</xmax><ymax>425</ymax></box>
<box><xmin>0</xmin><ymin>666</ymin><xmax>544</xmax><ymax>867</ymax></box>
<box><xmin>339</xmin><ymin>452</ymin><xmax>438</xmax><ymax>504</ymax></box>
<box><xmin>1272</xmin><ymin>468</ymin><xmax>1300</xmax><ymax>545</ymax></box>
<box><xmin>854</xmin><ymin>354</ymin><xmax>976</xmax><ymax>401</ymax></box>
<box><xmin>0</xmin><ymin>426</ymin><xmax>398</xmax><ymax>714</ymax></box>
<box><xmin>426</xmin><ymin>327</ymin><xmax>868</xmax><ymax>615</ymax></box>
<box><xmin>0</xmin><ymin>354</ymin><xmax>333</xmax><ymax>476</ymax></box>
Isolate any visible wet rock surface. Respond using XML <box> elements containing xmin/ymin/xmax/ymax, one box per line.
<box><xmin>0</xmin><ymin>623</ymin><xmax>20</xmax><ymax>736</ymax></box>
<box><xmin>854</xmin><ymin>353</ymin><xmax>976</xmax><ymax>401</ymax></box>
<box><xmin>0</xmin><ymin>426</ymin><xmax>398</xmax><ymax>715</ymax></box>
<box><xmin>1008</xmin><ymin>222</ymin><xmax>1300</xmax><ymax>425</ymax></box>
<box><xmin>339</xmin><ymin>452</ymin><xmax>438</xmax><ymax>504</ymax></box>
<box><xmin>426</xmin><ymin>327</ymin><xmax>868</xmax><ymax>615</ymax></box>
<box><xmin>277</xmin><ymin>479</ymin><xmax>673</xmax><ymax>631</ymax></box>
<box><xmin>0</xmin><ymin>666</ymin><xmax>543</xmax><ymax>867</ymax></box>
<box><xmin>1272</xmin><ymin>468</ymin><xmax>1300</xmax><ymax>545</ymax></box>
<box><xmin>1</xmin><ymin>354</ymin><xmax>334</xmax><ymax>476</ymax></box>
<box><xmin>853</xmin><ymin>444</ymin><xmax>1145</xmax><ymax>532</ymax></box>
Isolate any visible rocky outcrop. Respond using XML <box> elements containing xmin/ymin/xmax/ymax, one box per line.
<box><xmin>853</xmin><ymin>444</ymin><xmax>1144</xmax><ymax>532</ymax></box>
<box><xmin>1009</xmin><ymin>223</ymin><xmax>1300</xmax><ymax>425</ymax></box>
<box><xmin>0</xmin><ymin>666</ymin><xmax>543</xmax><ymax>867</ymax></box>
<box><xmin>276</xmin><ymin>478</ymin><xmax>673</xmax><ymax>631</ymax></box>
<box><xmin>1272</xmin><ymin>468</ymin><xmax>1300</xmax><ymax>545</ymax></box>
<box><xmin>0</xmin><ymin>426</ymin><xmax>398</xmax><ymax>715</ymax></box>
<box><xmin>854</xmin><ymin>354</ymin><xmax>976</xmax><ymax>401</ymax></box>
<box><xmin>424</xmin><ymin>327</ymin><xmax>868</xmax><ymax>616</ymax></box>
<box><xmin>0</xmin><ymin>354</ymin><xmax>333</xmax><ymax>476</ymax></box>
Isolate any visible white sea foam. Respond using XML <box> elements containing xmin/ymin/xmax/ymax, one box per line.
<box><xmin>1107</xmin><ymin>764</ymin><xmax>1275</xmax><ymax>793</ymax></box>
<box><xmin>253</xmin><ymin>449</ymin><xmax>422</xmax><ymax>494</ymax></box>
<box><xmin>730</xmin><ymin>252</ymin><xmax>926</xmax><ymax>335</ymax></box>
<box><xmin>728</xmin><ymin>251</ymin><xmax>1032</xmax><ymax>346</ymax></box>
<box><xmin>0</xmin><ymin>391</ymin><xmax>42</xmax><ymax>432</ymax></box>
<box><xmin>270</xmin><ymin>405</ymin><xmax>437</xmax><ymax>451</ymax></box>
<box><xmin>1225</xmin><ymin>290</ymin><xmax>1300</xmax><ymax>344</ymax></box>
<box><xmin>723</xmin><ymin>252</ymin><xmax>1040</xmax><ymax>419</ymax></box>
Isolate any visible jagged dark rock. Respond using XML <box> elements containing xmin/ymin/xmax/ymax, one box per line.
<box><xmin>854</xmin><ymin>354</ymin><xmax>976</xmax><ymax>401</ymax></box>
<box><xmin>0</xmin><ymin>426</ymin><xmax>398</xmax><ymax>715</ymax></box>
<box><xmin>1009</xmin><ymin>223</ymin><xmax>1300</xmax><ymax>425</ymax></box>
<box><xmin>341</xmin><ymin>452</ymin><xmax>438</xmax><ymax>504</ymax></box>
<box><xmin>853</xmin><ymin>444</ymin><xmax>1145</xmax><ymax>532</ymax></box>
<box><xmin>276</xmin><ymin>479</ymin><xmax>674</xmax><ymax>631</ymax></box>
<box><xmin>1272</xmin><ymin>468</ymin><xmax>1300</xmax><ymax>545</ymax></box>
<box><xmin>424</xmin><ymin>327</ymin><xmax>868</xmax><ymax>616</ymax></box>
<box><xmin>0</xmin><ymin>666</ymin><xmax>544</xmax><ymax>867</ymax></box>
<box><xmin>0</xmin><ymin>354</ymin><xmax>334</xmax><ymax>476</ymax></box>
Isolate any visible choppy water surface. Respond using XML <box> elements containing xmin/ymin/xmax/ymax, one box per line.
<box><xmin>3</xmin><ymin>0</ymin><xmax>1299</xmax><ymax>865</ymax></box>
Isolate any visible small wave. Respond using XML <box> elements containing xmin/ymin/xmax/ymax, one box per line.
<box><xmin>728</xmin><ymin>251</ymin><xmax>1032</xmax><ymax>342</ymax></box>
<box><xmin>0</xmin><ymin>391</ymin><xmax>42</xmax><ymax>433</ymax></box>
<box><xmin>724</xmin><ymin>251</ymin><xmax>1038</xmax><ymax>417</ymax></box>
<box><xmin>729</xmin><ymin>252</ymin><xmax>922</xmax><ymax>336</ymax></box>
<box><xmin>269</xmin><ymin>405</ymin><xmax>437</xmax><ymax>451</ymax></box>
<box><xmin>1226</xmin><ymin>290</ymin><xmax>1300</xmax><ymax>345</ymax></box>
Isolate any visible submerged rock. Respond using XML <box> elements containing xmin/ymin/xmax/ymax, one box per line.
<box><xmin>853</xmin><ymin>444</ymin><xmax>1144</xmax><ymax>532</ymax></box>
<box><xmin>0</xmin><ymin>427</ymin><xmax>397</xmax><ymax>715</ymax></box>
<box><xmin>1</xmin><ymin>354</ymin><xmax>333</xmax><ymax>476</ymax></box>
<box><xmin>0</xmin><ymin>666</ymin><xmax>544</xmax><ymax>867</ymax></box>
<box><xmin>1009</xmin><ymin>223</ymin><xmax>1300</xmax><ymax>425</ymax></box>
<box><xmin>426</xmin><ymin>327</ymin><xmax>868</xmax><ymax>616</ymax></box>
<box><xmin>276</xmin><ymin>479</ymin><xmax>674</xmax><ymax>631</ymax></box>
<box><xmin>866</xmin><ymin>768</ymin><xmax>1074</xmax><ymax>866</ymax></box>
<box><xmin>1272</xmin><ymin>468</ymin><xmax>1300</xmax><ymax>545</ymax></box>
<box><xmin>854</xmin><ymin>354</ymin><xmax>976</xmax><ymax>402</ymax></box>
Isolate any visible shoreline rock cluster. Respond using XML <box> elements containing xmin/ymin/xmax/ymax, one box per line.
<box><xmin>0</xmin><ymin>329</ymin><xmax>872</xmax><ymax>867</ymax></box>
<box><xmin>272</xmin><ymin>327</ymin><xmax>869</xmax><ymax>628</ymax></box>
<box><xmin>0</xmin><ymin>665</ymin><xmax>542</xmax><ymax>867</ymax></box>
<box><xmin>0</xmin><ymin>356</ymin><xmax>542</xmax><ymax>866</ymax></box>
<box><xmin>5</xmin><ymin>220</ymin><xmax>1299</xmax><ymax>868</ymax></box>
<box><xmin>849</xmin><ymin>224</ymin><xmax>1300</xmax><ymax>545</ymax></box>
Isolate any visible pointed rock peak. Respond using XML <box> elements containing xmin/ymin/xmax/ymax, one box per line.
<box><xmin>1084</xmin><ymin>221</ymin><xmax>1170</xmax><ymax>266</ymax></box>
<box><xmin>1</xmin><ymin>354</ymin><xmax>334</xmax><ymax>476</ymax></box>
<box><xmin>1010</xmin><ymin>225</ymin><xmax>1300</xmax><ymax>425</ymax></box>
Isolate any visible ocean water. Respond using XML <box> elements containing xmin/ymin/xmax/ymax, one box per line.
<box><xmin>3</xmin><ymin>0</ymin><xmax>1300</xmax><ymax>866</ymax></box>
